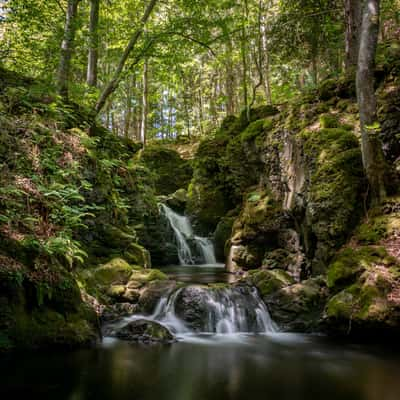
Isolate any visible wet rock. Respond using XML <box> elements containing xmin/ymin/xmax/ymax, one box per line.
<box><xmin>264</xmin><ymin>277</ymin><xmax>328</xmax><ymax>332</ymax></box>
<box><xmin>213</xmin><ymin>216</ymin><xmax>235</xmax><ymax>262</ymax></box>
<box><xmin>122</xmin><ymin>289</ymin><xmax>141</xmax><ymax>303</ymax></box>
<box><xmin>100</xmin><ymin>303</ymin><xmax>138</xmax><ymax>323</ymax></box>
<box><xmin>165</xmin><ymin>189</ymin><xmax>188</xmax><ymax>213</ymax></box>
<box><xmin>247</xmin><ymin>269</ymin><xmax>295</xmax><ymax>298</ymax></box>
<box><xmin>323</xmin><ymin>245</ymin><xmax>400</xmax><ymax>337</ymax></box>
<box><xmin>138</xmin><ymin>280</ymin><xmax>177</xmax><ymax>314</ymax></box>
<box><xmin>113</xmin><ymin>319</ymin><xmax>175</xmax><ymax>344</ymax></box>
<box><xmin>174</xmin><ymin>286</ymin><xmax>209</xmax><ymax>331</ymax></box>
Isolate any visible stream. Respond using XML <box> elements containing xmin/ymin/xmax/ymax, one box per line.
<box><xmin>2</xmin><ymin>205</ymin><xmax>400</xmax><ymax>399</ymax></box>
<box><xmin>1</xmin><ymin>335</ymin><xmax>400</xmax><ymax>400</ymax></box>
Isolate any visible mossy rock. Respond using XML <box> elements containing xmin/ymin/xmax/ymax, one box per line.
<box><xmin>128</xmin><ymin>268</ymin><xmax>168</xmax><ymax>286</ymax></box>
<box><xmin>114</xmin><ymin>319</ymin><xmax>175</xmax><ymax>343</ymax></box>
<box><xmin>354</xmin><ymin>198</ymin><xmax>400</xmax><ymax>245</ymax></box>
<box><xmin>164</xmin><ymin>188</ymin><xmax>188</xmax><ymax>213</ymax></box>
<box><xmin>301</xmin><ymin>127</ymin><xmax>365</xmax><ymax>272</ymax></box>
<box><xmin>124</xmin><ymin>243</ymin><xmax>152</xmax><ymax>269</ymax></box>
<box><xmin>324</xmin><ymin>272</ymin><xmax>400</xmax><ymax>335</ymax></box>
<box><xmin>327</xmin><ymin>245</ymin><xmax>398</xmax><ymax>288</ymax></box>
<box><xmin>248</xmin><ymin>269</ymin><xmax>295</xmax><ymax>298</ymax></box>
<box><xmin>232</xmin><ymin>190</ymin><xmax>285</xmax><ymax>245</ymax></box>
<box><xmin>319</xmin><ymin>113</ymin><xmax>339</xmax><ymax>129</ymax></box>
<box><xmin>324</xmin><ymin>240</ymin><xmax>400</xmax><ymax>336</ymax></box>
<box><xmin>138</xmin><ymin>145</ymin><xmax>192</xmax><ymax>195</ymax></box>
<box><xmin>92</xmin><ymin>258</ymin><xmax>136</xmax><ymax>286</ymax></box>
<box><xmin>262</xmin><ymin>248</ymin><xmax>294</xmax><ymax>270</ymax></box>
<box><xmin>138</xmin><ymin>280</ymin><xmax>177</xmax><ymax>314</ymax></box>
<box><xmin>107</xmin><ymin>285</ymin><xmax>126</xmax><ymax>300</ymax></box>
<box><xmin>0</xmin><ymin>276</ymin><xmax>99</xmax><ymax>350</ymax></box>
<box><xmin>264</xmin><ymin>277</ymin><xmax>328</xmax><ymax>332</ymax></box>
<box><xmin>231</xmin><ymin>244</ymin><xmax>265</xmax><ymax>270</ymax></box>
<box><xmin>187</xmin><ymin>181</ymin><xmax>230</xmax><ymax>233</ymax></box>
<box><xmin>213</xmin><ymin>217</ymin><xmax>235</xmax><ymax>262</ymax></box>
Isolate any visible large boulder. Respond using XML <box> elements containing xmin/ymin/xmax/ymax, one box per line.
<box><xmin>174</xmin><ymin>286</ymin><xmax>209</xmax><ymax>331</ymax></box>
<box><xmin>264</xmin><ymin>277</ymin><xmax>328</xmax><ymax>332</ymax></box>
<box><xmin>0</xmin><ymin>255</ymin><xmax>99</xmax><ymax>351</ymax></box>
<box><xmin>113</xmin><ymin>319</ymin><xmax>175</xmax><ymax>344</ymax></box>
<box><xmin>247</xmin><ymin>269</ymin><xmax>295</xmax><ymax>298</ymax></box>
<box><xmin>323</xmin><ymin>246</ymin><xmax>400</xmax><ymax>337</ymax></box>
<box><xmin>213</xmin><ymin>216</ymin><xmax>235</xmax><ymax>262</ymax></box>
<box><xmin>164</xmin><ymin>188</ymin><xmax>188</xmax><ymax>213</ymax></box>
<box><xmin>138</xmin><ymin>280</ymin><xmax>177</xmax><ymax>314</ymax></box>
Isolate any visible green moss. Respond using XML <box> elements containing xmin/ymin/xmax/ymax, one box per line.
<box><xmin>107</xmin><ymin>285</ymin><xmax>126</xmax><ymax>298</ymax></box>
<box><xmin>213</xmin><ymin>216</ymin><xmax>235</xmax><ymax>261</ymax></box>
<box><xmin>319</xmin><ymin>114</ymin><xmax>339</xmax><ymax>129</ymax></box>
<box><xmin>301</xmin><ymin>126</ymin><xmax>364</xmax><ymax>268</ymax></box>
<box><xmin>146</xmin><ymin>269</ymin><xmax>168</xmax><ymax>282</ymax></box>
<box><xmin>124</xmin><ymin>242</ymin><xmax>151</xmax><ymax>268</ymax></box>
<box><xmin>354</xmin><ymin>201</ymin><xmax>400</xmax><ymax>245</ymax></box>
<box><xmin>138</xmin><ymin>145</ymin><xmax>192</xmax><ymax>195</ymax></box>
<box><xmin>92</xmin><ymin>258</ymin><xmax>134</xmax><ymax>286</ymax></box>
<box><xmin>240</xmin><ymin>119</ymin><xmax>265</xmax><ymax>142</ymax></box>
<box><xmin>325</xmin><ymin>278</ymin><xmax>391</xmax><ymax>323</ymax></box>
<box><xmin>327</xmin><ymin>245</ymin><xmax>396</xmax><ymax>291</ymax></box>
<box><xmin>248</xmin><ymin>269</ymin><xmax>294</xmax><ymax>297</ymax></box>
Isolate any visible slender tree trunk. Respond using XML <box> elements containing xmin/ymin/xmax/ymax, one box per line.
<box><xmin>58</xmin><ymin>0</ymin><xmax>81</xmax><ymax>99</ymax></box>
<box><xmin>87</xmin><ymin>0</ymin><xmax>100</xmax><ymax>87</ymax></box>
<box><xmin>140</xmin><ymin>59</ymin><xmax>148</xmax><ymax>146</ymax></box>
<box><xmin>225</xmin><ymin>40</ymin><xmax>236</xmax><ymax>115</ymax></box>
<box><xmin>357</xmin><ymin>0</ymin><xmax>386</xmax><ymax>204</ymax></box>
<box><xmin>95</xmin><ymin>0</ymin><xmax>158</xmax><ymax>114</ymax></box>
<box><xmin>260</xmin><ymin>11</ymin><xmax>272</xmax><ymax>104</ymax></box>
<box><xmin>345</xmin><ymin>0</ymin><xmax>362</xmax><ymax>75</ymax></box>
<box><xmin>124</xmin><ymin>76</ymin><xmax>134</xmax><ymax>138</ymax></box>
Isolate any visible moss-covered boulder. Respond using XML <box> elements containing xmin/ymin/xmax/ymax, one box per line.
<box><xmin>264</xmin><ymin>277</ymin><xmax>328</xmax><ymax>332</ymax></box>
<box><xmin>138</xmin><ymin>145</ymin><xmax>193</xmax><ymax>195</ymax></box>
<box><xmin>138</xmin><ymin>280</ymin><xmax>177</xmax><ymax>314</ymax></box>
<box><xmin>322</xmin><ymin>196</ymin><xmax>400</xmax><ymax>336</ymax></box>
<box><xmin>247</xmin><ymin>269</ymin><xmax>295</xmax><ymax>298</ymax></box>
<box><xmin>323</xmin><ymin>245</ymin><xmax>400</xmax><ymax>336</ymax></box>
<box><xmin>91</xmin><ymin>258</ymin><xmax>136</xmax><ymax>286</ymax></box>
<box><xmin>324</xmin><ymin>264</ymin><xmax>400</xmax><ymax>336</ymax></box>
<box><xmin>213</xmin><ymin>216</ymin><xmax>235</xmax><ymax>262</ymax></box>
<box><xmin>112</xmin><ymin>319</ymin><xmax>175</xmax><ymax>344</ymax></box>
<box><xmin>164</xmin><ymin>188</ymin><xmax>188</xmax><ymax>213</ymax></box>
<box><xmin>0</xmin><ymin>255</ymin><xmax>99</xmax><ymax>351</ymax></box>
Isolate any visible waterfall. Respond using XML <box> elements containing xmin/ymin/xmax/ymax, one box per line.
<box><xmin>145</xmin><ymin>285</ymin><xmax>277</xmax><ymax>335</ymax></box>
<box><xmin>160</xmin><ymin>204</ymin><xmax>217</xmax><ymax>265</ymax></box>
<box><xmin>194</xmin><ymin>236</ymin><xmax>217</xmax><ymax>264</ymax></box>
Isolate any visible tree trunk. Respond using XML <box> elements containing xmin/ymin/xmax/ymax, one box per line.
<box><xmin>140</xmin><ymin>59</ymin><xmax>148</xmax><ymax>146</ymax></box>
<box><xmin>357</xmin><ymin>0</ymin><xmax>386</xmax><ymax>204</ymax></box>
<box><xmin>87</xmin><ymin>0</ymin><xmax>100</xmax><ymax>87</ymax></box>
<box><xmin>95</xmin><ymin>0</ymin><xmax>158</xmax><ymax>114</ymax></box>
<box><xmin>225</xmin><ymin>40</ymin><xmax>235</xmax><ymax>115</ymax></box>
<box><xmin>58</xmin><ymin>0</ymin><xmax>81</xmax><ymax>99</ymax></box>
<box><xmin>345</xmin><ymin>0</ymin><xmax>362</xmax><ymax>74</ymax></box>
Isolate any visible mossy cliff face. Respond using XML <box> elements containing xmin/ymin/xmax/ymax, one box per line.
<box><xmin>138</xmin><ymin>145</ymin><xmax>193</xmax><ymax>196</ymax></box>
<box><xmin>189</xmin><ymin>66</ymin><xmax>400</xmax><ymax>336</ymax></box>
<box><xmin>322</xmin><ymin>197</ymin><xmax>400</xmax><ymax>337</ymax></box>
<box><xmin>78</xmin><ymin>257</ymin><xmax>174</xmax><ymax>320</ymax></box>
<box><xmin>189</xmin><ymin>88</ymin><xmax>364</xmax><ymax>276</ymax></box>
<box><xmin>0</xmin><ymin>255</ymin><xmax>99</xmax><ymax>351</ymax></box>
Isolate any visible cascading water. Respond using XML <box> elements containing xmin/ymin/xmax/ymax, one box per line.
<box><xmin>119</xmin><ymin>285</ymin><xmax>277</xmax><ymax>337</ymax></box>
<box><xmin>159</xmin><ymin>204</ymin><xmax>217</xmax><ymax>265</ymax></box>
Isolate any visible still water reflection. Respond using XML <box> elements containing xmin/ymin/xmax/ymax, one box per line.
<box><xmin>1</xmin><ymin>334</ymin><xmax>400</xmax><ymax>400</ymax></box>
